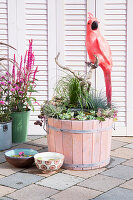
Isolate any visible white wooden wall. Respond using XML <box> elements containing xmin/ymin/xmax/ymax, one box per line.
<box><xmin>0</xmin><ymin>0</ymin><xmax>8</xmax><ymax>71</ymax></box>
<box><xmin>0</xmin><ymin>0</ymin><xmax>132</xmax><ymax>136</ymax></box>
<box><xmin>25</xmin><ymin>0</ymin><xmax>48</xmax><ymax>133</ymax></box>
<box><xmin>64</xmin><ymin>0</ymin><xmax>87</xmax><ymax>73</ymax></box>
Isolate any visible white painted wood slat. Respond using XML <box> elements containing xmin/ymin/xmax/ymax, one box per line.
<box><xmin>25</xmin><ymin>0</ymin><xmax>48</xmax><ymax>125</ymax></box>
<box><xmin>104</xmin><ymin>0</ymin><xmax>127</xmax><ymax>128</ymax></box>
<box><xmin>0</xmin><ymin>0</ymin><xmax>8</xmax><ymax>70</ymax></box>
<box><xmin>64</xmin><ymin>0</ymin><xmax>87</xmax><ymax>73</ymax></box>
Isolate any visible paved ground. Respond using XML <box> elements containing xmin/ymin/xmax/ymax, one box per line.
<box><xmin>0</xmin><ymin>136</ymin><xmax>133</xmax><ymax>200</ymax></box>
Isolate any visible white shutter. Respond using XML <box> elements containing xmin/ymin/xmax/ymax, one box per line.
<box><xmin>0</xmin><ymin>0</ymin><xmax>8</xmax><ymax>70</ymax></box>
<box><xmin>64</xmin><ymin>0</ymin><xmax>87</xmax><ymax>73</ymax></box>
<box><xmin>25</xmin><ymin>0</ymin><xmax>48</xmax><ymax>128</ymax></box>
<box><xmin>104</xmin><ymin>0</ymin><xmax>127</xmax><ymax>135</ymax></box>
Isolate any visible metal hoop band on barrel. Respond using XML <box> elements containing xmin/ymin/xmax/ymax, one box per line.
<box><xmin>63</xmin><ymin>158</ymin><xmax>110</xmax><ymax>168</ymax></box>
<box><xmin>48</xmin><ymin>125</ymin><xmax>112</xmax><ymax>134</ymax></box>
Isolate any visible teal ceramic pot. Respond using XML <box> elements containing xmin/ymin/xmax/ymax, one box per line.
<box><xmin>0</xmin><ymin>121</ymin><xmax>12</xmax><ymax>151</ymax></box>
<box><xmin>5</xmin><ymin>148</ymin><xmax>38</xmax><ymax>168</ymax></box>
<box><xmin>11</xmin><ymin>110</ymin><xmax>30</xmax><ymax>143</ymax></box>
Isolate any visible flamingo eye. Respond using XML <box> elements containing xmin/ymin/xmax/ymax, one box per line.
<box><xmin>88</xmin><ymin>22</ymin><xmax>90</xmax><ymax>25</ymax></box>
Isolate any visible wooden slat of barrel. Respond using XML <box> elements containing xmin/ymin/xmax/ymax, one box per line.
<box><xmin>62</xmin><ymin>120</ymin><xmax>73</xmax><ymax>169</ymax></box>
<box><xmin>92</xmin><ymin>120</ymin><xmax>101</xmax><ymax>169</ymax></box>
<box><xmin>47</xmin><ymin>118</ymin><xmax>55</xmax><ymax>152</ymax></box>
<box><xmin>99</xmin><ymin>119</ymin><xmax>109</xmax><ymax>168</ymax></box>
<box><xmin>54</xmin><ymin>119</ymin><xmax>63</xmax><ymax>154</ymax></box>
<box><xmin>72</xmin><ymin>121</ymin><xmax>83</xmax><ymax>170</ymax></box>
<box><xmin>107</xmin><ymin>119</ymin><xmax>113</xmax><ymax>161</ymax></box>
<box><xmin>82</xmin><ymin>121</ymin><xmax>93</xmax><ymax>170</ymax></box>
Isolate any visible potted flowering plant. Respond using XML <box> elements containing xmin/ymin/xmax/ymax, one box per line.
<box><xmin>35</xmin><ymin>53</ymin><xmax>117</xmax><ymax>170</ymax></box>
<box><xmin>1</xmin><ymin>40</ymin><xmax>38</xmax><ymax>143</ymax></box>
<box><xmin>0</xmin><ymin>78</ymin><xmax>12</xmax><ymax>150</ymax></box>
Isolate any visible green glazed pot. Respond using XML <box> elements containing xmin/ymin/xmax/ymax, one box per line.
<box><xmin>11</xmin><ymin>110</ymin><xmax>30</xmax><ymax>143</ymax></box>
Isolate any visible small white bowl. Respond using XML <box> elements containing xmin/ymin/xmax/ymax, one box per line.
<box><xmin>34</xmin><ymin>152</ymin><xmax>64</xmax><ymax>171</ymax></box>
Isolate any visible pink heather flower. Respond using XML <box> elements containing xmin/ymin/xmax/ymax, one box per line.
<box><xmin>35</xmin><ymin>101</ymin><xmax>40</xmax><ymax>106</ymax></box>
<box><xmin>5</xmin><ymin>72</ymin><xmax>9</xmax><ymax>76</ymax></box>
<box><xmin>0</xmin><ymin>82</ymin><xmax>6</xmax><ymax>86</ymax></box>
<box><xmin>8</xmin><ymin>81</ymin><xmax>11</xmax><ymax>84</ymax></box>
<box><xmin>11</xmin><ymin>88</ymin><xmax>15</xmax><ymax>92</ymax></box>
<box><xmin>12</xmin><ymin>54</ymin><xmax>16</xmax><ymax>82</ymax></box>
<box><xmin>15</xmin><ymin>86</ymin><xmax>20</xmax><ymax>91</ymax></box>
<box><xmin>1</xmin><ymin>76</ymin><xmax>5</xmax><ymax>79</ymax></box>
<box><xmin>33</xmin><ymin>66</ymin><xmax>38</xmax><ymax>83</ymax></box>
<box><xmin>18</xmin><ymin>91</ymin><xmax>24</xmax><ymax>94</ymax></box>
<box><xmin>0</xmin><ymin>100</ymin><xmax>5</xmax><ymax>105</ymax></box>
<box><xmin>27</xmin><ymin>40</ymin><xmax>33</xmax><ymax>71</ymax></box>
<box><xmin>20</xmin><ymin>80</ymin><xmax>24</xmax><ymax>84</ymax></box>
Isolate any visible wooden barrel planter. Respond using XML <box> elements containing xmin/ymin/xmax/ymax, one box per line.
<box><xmin>47</xmin><ymin>118</ymin><xmax>113</xmax><ymax>170</ymax></box>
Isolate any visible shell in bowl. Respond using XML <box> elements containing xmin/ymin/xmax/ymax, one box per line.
<box><xmin>5</xmin><ymin>148</ymin><xmax>38</xmax><ymax>168</ymax></box>
<box><xmin>34</xmin><ymin>152</ymin><xmax>64</xmax><ymax>171</ymax></box>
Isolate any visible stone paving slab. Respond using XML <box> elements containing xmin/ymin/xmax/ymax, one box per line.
<box><xmin>44</xmin><ymin>198</ymin><xmax>55</xmax><ymax>200</ymax></box>
<box><xmin>102</xmin><ymin>164</ymin><xmax>133</xmax><ymax>180</ymax></box>
<box><xmin>0</xmin><ymin>162</ymin><xmax>23</xmax><ymax>176</ymax></box>
<box><xmin>93</xmin><ymin>187</ymin><xmax>133</xmax><ymax>200</ymax></box>
<box><xmin>36</xmin><ymin>173</ymin><xmax>84</xmax><ymax>190</ymax></box>
<box><xmin>0</xmin><ymin>152</ymin><xmax>6</xmax><ymax>164</ymax></box>
<box><xmin>120</xmin><ymin>179</ymin><xmax>133</xmax><ymax>190</ymax></box>
<box><xmin>7</xmin><ymin>184</ymin><xmax>58</xmax><ymax>200</ymax></box>
<box><xmin>0</xmin><ymin>172</ymin><xmax>43</xmax><ymax>189</ymax></box>
<box><xmin>51</xmin><ymin>186</ymin><xmax>102</xmax><ymax>200</ymax></box>
<box><xmin>0</xmin><ymin>197</ymin><xmax>14</xmax><ymax>200</ymax></box>
<box><xmin>112</xmin><ymin>137</ymin><xmax>133</xmax><ymax>143</ymax></box>
<box><xmin>107</xmin><ymin>156</ymin><xmax>126</xmax><ymax>169</ymax></box>
<box><xmin>27</xmin><ymin>137</ymin><xmax>47</xmax><ymax>147</ymax></box>
<box><xmin>0</xmin><ymin>185</ymin><xmax>16</xmax><ymax>198</ymax></box>
<box><xmin>122</xmin><ymin>158</ymin><xmax>133</xmax><ymax>167</ymax></box>
<box><xmin>62</xmin><ymin>168</ymin><xmax>106</xmax><ymax>179</ymax></box>
<box><xmin>22</xmin><ymin>165</ymin><xmax>63</xmax><ymax>177</ymax></box>
<box><xmin>26</xmin><ymin>135</ymin><xmax>44</xmax><ymax>142</ymax></box>
<box><xmin>78</xmin><ymin>174</ymin><xmax>125</xmax><ymax>192</ymax></box>
<box><xmin>111</xmin><ymin>147</ymin><xmax>133</xmax><ymax>159</ymax></box>
<box><xmin>111</xmin><ymin>140</ymin><xmax>127</xmax><ymax>150</ymax></box>
<box><xmin>10</xmin><ymin>143</ymin><xmax>42</xmax><ymax>151</ymax></box>
<box><xmin>0</xmin><ymin>174</ymin><xmax>5</xmax><ymax>179</ymax></box>
<box><xmin>124</xmin><ymin>143</ymin><xmax>133</xmax><ymax>149</ymax></box>
<box><xmin>38</xmin><ymin>147</ymin><xmax>48</xmax><ymax>153</ymax></box>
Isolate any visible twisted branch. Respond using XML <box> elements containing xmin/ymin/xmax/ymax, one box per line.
<box><xmin>55</xmin><ymin>52</ymin><xmax>99</xmax><ymax>92</ymax></box>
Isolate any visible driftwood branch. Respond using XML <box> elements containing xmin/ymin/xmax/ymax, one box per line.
<box><xmin>0</xmin><ymin>42</ymin><xmax>16</xmax><ymax>51</ymax></box>
<box><xmin>55</xmin><ymin>52</ymin><xmax>99</xmax><ymax>92</ymax></box>
<box><xmin>55</xmin><ymin>53</ymin><xmax>82</xmax><ymax>81</ymax></box>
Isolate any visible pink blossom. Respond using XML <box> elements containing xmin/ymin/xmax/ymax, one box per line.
<box><xmin>20</xmin><ymin>80</ymin><xmax>24</xmax><ymax>84</ymax></box>
<box><xmin>1</xmin><ymin>76</ymin><xmax>5</xmax><ymax>79</ymax></box>
<box><xmin>18</xmin><ymin>91</ymin><xmax>24</xmax><ymax>94</ymax></box>
<box><xmin>11</xmin><ymin>88</ymin><xmax>15</xmax><ymax>92</ymax></box>
<box><xmin>12</xmin><ymin>54</ymin><xmax>16</xmax><ymax>82</ymax></box>
<box><xmin>0</xmin><ymin>100</ymin><xmax>5</xmax><ymax>105</ymax></box>
<box><xmin>27</xmin><ymin>40</ymin><xmax>33</xmax><ymax>71</ymax></box>
<box><xmin>0</xmin><ymin>82</ymin><xmax>6</xmax><ymax>86</ymax></box>
<box><xmin>5</xmin><ymin>72</ymin><xmax>9</xmax><ymax>76</ymax></box>
<box><xmin>8</xmin><ymin>81</ymin><xmax>11</xmax><ymax>84</ymax></box>
<box><xmin>35</xmin><ymin>101</ymin><xmax>40</xmax><ymax>106</ymax></box>
<box><xmin>33</xmin><ymin>66</ymin><xmax>38</xmax><ymax>83</ymax></box>
<box><xmin>15</xmin><ymin>86</ymin><xmax>20</xmax><ymax>91</ymax></box>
